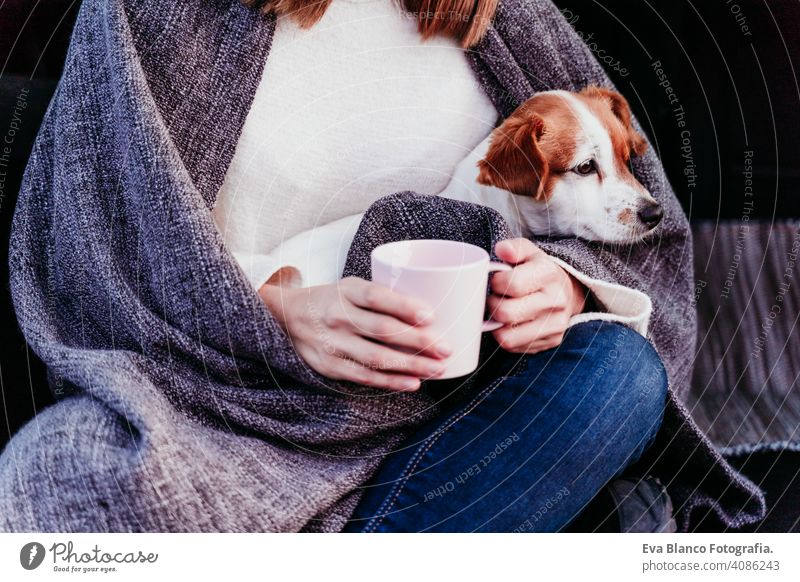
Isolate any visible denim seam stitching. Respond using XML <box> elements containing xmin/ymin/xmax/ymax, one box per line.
<box><xmin>364</xmin><ymin>358</ymin><xmax>528</xmax><ymax>532</ymax></box>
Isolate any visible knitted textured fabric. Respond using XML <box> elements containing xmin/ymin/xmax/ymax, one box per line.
<box><xmin>0</xmin><ymin>0</ymin><xmax>767</xmax><ymax>532</ymax></box>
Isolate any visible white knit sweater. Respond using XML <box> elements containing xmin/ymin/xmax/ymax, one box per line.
<box><xmin>213</xmin><ymin>0</ymin><xmax>499</xmax><ymax>285</ymax></box>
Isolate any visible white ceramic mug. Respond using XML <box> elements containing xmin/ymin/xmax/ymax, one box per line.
<box><xmin>371</xmin><ymin>239</ymin><xmax>511</xmax><ymax>379</ymax></box>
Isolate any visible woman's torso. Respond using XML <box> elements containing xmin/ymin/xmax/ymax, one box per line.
<box><xmin>212</xmin><ymin>0</ymin><xmax>498</xmax><ymax>256</ymax></box>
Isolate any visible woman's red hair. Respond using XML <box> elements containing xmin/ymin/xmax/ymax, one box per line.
<box><xmin>242</xmin><ymin>0</ymin><xmax>499</xmax><ymax>48</ymax></box>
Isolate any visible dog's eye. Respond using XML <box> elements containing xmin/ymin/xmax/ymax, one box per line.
<box><xmin>574</xmin><ymin>159</ymin><xmax>597</xmax><ymax>176</ymax></box>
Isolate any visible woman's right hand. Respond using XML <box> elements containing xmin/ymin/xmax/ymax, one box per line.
<box><xmin>259</xmin><ymin>277</ymin><xmax>452</xmax><ymax>392</ymax></box>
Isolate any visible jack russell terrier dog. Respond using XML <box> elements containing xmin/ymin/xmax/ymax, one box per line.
<box><xmin>261</xmin><ymin>85</ymin><xmax>662</xmax><ymax>288</ymax></box>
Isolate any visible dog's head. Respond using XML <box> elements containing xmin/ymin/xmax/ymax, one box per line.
<box><xmin>476</xmin><ymin>86</ymin><xmax>662</xmax><ymax>243</ymax></box>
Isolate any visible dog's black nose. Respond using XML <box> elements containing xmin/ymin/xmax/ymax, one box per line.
<box><xmin>637</xmin><ymin>203</ymin><xmax>663</xmax><ymax>229</ymax></box>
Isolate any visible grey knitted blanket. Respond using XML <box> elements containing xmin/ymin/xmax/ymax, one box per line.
<box><xmin>0</xmin><ymin>0</ymin><xmax>767</xmax><ymax>532</ymax></box>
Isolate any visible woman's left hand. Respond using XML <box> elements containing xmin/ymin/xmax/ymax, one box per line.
<box><xmin>487</xmin><ymin>238</ymin><xmax>588</xmax><ymax>354</ymax></box>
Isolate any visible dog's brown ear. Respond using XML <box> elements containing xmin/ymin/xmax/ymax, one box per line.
<box><xmin>581</xmin><ymin>85</ymin><xmax>648</xmax><ymax>157</ymax></box>
<box><xmin>477</xmin><ymin>111</ymin><xmax>550</xmax><ymax>200</ymax></box>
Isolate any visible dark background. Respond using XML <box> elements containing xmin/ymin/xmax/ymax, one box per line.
<box><xmin>1</xmin><ymin>0</ymin><xmax>799</xmax><ymax>449</ymax></box>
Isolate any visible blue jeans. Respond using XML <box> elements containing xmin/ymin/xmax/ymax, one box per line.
<box><xmin>342</xmin><ymin>320</ymin><xmax>668</xmax><ymax>532</ymax></box>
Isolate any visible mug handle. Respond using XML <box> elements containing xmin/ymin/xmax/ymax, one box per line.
<box><xmin>481</xmin><ymin>261</ymin><xmax>512</xmax><ymax>332</ymax></box>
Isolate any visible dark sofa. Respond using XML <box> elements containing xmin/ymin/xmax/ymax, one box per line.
<box><xmin>1</xmin><ymin>0</ymin><xmax>798</xmax><ymax>531</ymax></box>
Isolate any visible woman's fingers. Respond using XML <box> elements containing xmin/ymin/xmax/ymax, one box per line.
<box><xmin>490</xmin><ymin>253</ymin><xmax>555</xmax><ymax>298</ymax></box>
<box><xmin>493</xmin><ymin>238</ymin><xmax>541</xmax><ymax>266</ymax></box>
<box><xmin>347</xmin><ymin>308</ymin><xmax>452</xmax><ymax>358</ymax></box>
<box><xmin>487</xmin><ymin>292</ymin><xmax>528</xmax><ymax>325</ymax></box>
<box><xmin>487</xmin><ymin>291</ymin><xmax>558</xmax><ymax>325</ymax></box>
<box><xmin>278</xmin><ymin>278</ymin><xmax>452</xmax><ymax>391</ymax></box>
<box><xmin>320</xmin><ymin>353</ymin><xmax>422</xmax><ymax>392</ymax></box>
<box><xmin>485</xmin><ymin>248</ymin><xmax>588</xmax><ymax>355</ymax></box>
<box><xmin>492</xmin><ymin>317</ymin><xmax>568</xmax><ymax>353</ymax></box>
<box><xmin>336</xmin><ymin>277</ymin><xmax>452</xmax><ymax>357</ymax></box>
<box><xmin>340</xmin><ymin>277</ymin><xmax>433</xmax><ymax>326</ymax></box>
<box><xmin>335</xmin><ymin>336</ymin><xmax>447</xmax><ymax>381</ymax></box>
